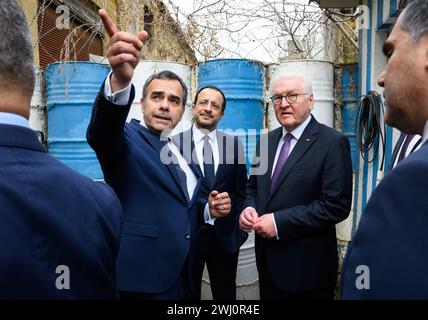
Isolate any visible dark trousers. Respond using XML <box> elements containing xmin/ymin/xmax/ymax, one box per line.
<box><xmin>119</xmin><ymin>257</ymin><xmax>192</xmax><ymax>300</ymax></box>
<box><xmin>258</xmin><ymin>259</ymin><xmax>334</xmax><ymax>300</ymax></box>
<box><xmin>192</xmin><ymin>224</ymin><xmax>239</xmax><ymax>300</ymax></box>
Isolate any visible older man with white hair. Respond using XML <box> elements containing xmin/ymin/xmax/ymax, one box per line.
<box><xmin>240</xmin><ymin>74</ymin><xmax>353</xmax><ymax>299</ymax></box>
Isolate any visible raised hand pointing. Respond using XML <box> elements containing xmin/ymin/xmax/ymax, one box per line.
<box><xmin>98</xmin><ymin>9</ymin><xmax>148</xmax><ymax>92</ymax></box>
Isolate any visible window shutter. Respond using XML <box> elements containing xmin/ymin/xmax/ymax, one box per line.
<box><xmin>37</xmin><ymin>0</ymin><xmax>103</xmax><ymax>69</ymax></box>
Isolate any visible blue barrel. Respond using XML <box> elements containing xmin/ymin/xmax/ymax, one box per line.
<box><xmin>341</xmin><ymin>64</ymin><xmax>359</xmax><ymax>170</ymax></box>
<box><xmin>45</xmin><ymin>62</ymin><xmax>110</xmax><ymax>180</ymax></box>
<box><xmin>197</xmin><ymin>59</ymin><xmax>265</xmax><ymax>172</ymax></box>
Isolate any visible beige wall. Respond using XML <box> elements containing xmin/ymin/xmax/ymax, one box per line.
<box><xmin>18</xmin><ymin>0</ymin><xmax>121</xmax><ymax>65</ymax></box>
<box><xmin>18</xmin><ymin>0</ymin><xmax>40</xmax><ymax>65</ymax></box>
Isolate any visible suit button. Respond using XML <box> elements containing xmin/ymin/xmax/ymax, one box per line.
<box><xmin>184</xmin><ymin>234</ymin><xmax>190</xmax><ymax>240</ymax></box>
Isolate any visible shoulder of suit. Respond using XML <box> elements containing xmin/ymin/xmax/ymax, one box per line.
<box><xmin>47</xmin><ymin>156</ymin><xmax>119</xmax><ymax>203</ymax></box>
<box><xmin>387</xmin><ymin>149</ymin><xmax>428</xmax><ymax>185</ymax></box>
<box><xmin>268</xmin><ymin>126</ymin><xmax>282</xmax><ymax>137</ymax></box>
<box><xmin>404</xmin><ymin>141</ymin><xmax>428</xmax><ymax>163</ymax></box>
<box><xmin>317</xmin><ymin>122</ymin><xmax>346</xmax><ymax>140</ymax></box>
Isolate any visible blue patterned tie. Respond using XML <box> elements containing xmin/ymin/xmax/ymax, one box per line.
<box><xmin>271</xmin><ymin>133</ymin><xmax>293</xmax><ymax>192</ymax></box>
<box><xmin>203</xmin><ymin>135</ymin><xmax>215</xmax><ymax>189</ymax></box>
<box><xmin>168</xmin><ymin>148</ymin><xmax>189</xmax><ymax>202</ymax></box>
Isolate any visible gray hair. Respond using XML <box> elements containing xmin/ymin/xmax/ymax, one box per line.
<box><xmin>270</xmin><ymin>74</ymin><xmax>313</xmax><ymax>96</ymax></box>
<box><xmin>0</xmin><ymin>0</ymin><xmax>35</xmax><ymax>97</ymax></box>
<box><xmin>399</xmin><ymin>0</ymin><xmax>428</xmax><ymax>42</ymax></box>
<box><xmin>142</xmin><ymin>70</ymin><xmax>188</xmax><ymax>107</ymax></box>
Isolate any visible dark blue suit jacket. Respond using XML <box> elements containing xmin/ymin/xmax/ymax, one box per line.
<box><xmin>175</xmin><ymin>128</ymin><xmax>248</xmax><ymax>254</ymax></box>
<box><xmin>341</xmin><ymin>140</ymin><xmax>428</xmax><ymax>299</ymax></box>
<box><xmin>87</xmin><ymin>84</ymin><xmax>202</xmax><ymax>293</ymax></box>
<box><xmin>0</xmin><ymin>124</ymin><xmax>121</xmax><ymax>299</ymax></box>
<box><xmin>245</xmin><ymin>116</ymin><xmax>353</xmax><ymax>291</ymax></box>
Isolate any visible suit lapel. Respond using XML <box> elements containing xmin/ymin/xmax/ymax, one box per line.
<box><xmin>268</xmin><ymin>117</ymin><xmax>319</xmax><ymax>200</ymax></box>
<box><xmin>173</xmin><ymin>128</ymin><xmax>203</xmax><ymax>178</ymax></box>
<box><xmin>136</xmin><ymin>122</ymin><xmax>190</xmax><ymax>205</ymax></box>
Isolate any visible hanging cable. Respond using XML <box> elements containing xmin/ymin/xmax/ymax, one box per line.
<box><xmin>355</xmin><ymin>90</ymin><xmax>386</xmax><ymax>171</ymax></box>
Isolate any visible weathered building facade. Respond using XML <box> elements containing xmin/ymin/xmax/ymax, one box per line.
<box><xmin>17</xmin><ymin>0</ymin><xmax>196</xmax><ymax>144</ymax></box>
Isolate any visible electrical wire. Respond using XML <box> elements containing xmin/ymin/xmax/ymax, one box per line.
<box><xmin>355</xmin><ymin>90</ymin><xmax>386</xmax><ymax>171</ymax></box>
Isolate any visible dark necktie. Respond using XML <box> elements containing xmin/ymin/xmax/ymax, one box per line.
<box><xmin>397</xmin><ymin>133</ymin><xmax>415</xmax><ymax>163</ymax></box>
<box><xmin>271</xmin><ymin>133</ymin><xmax>294</xmax><ymax>192</ymax></box>
<box><xmin>168</xmin><ymin>148</ymin><xmax>189</xmax><ymax>202</ymax></box>
<box><xmin>203</xmin><ymin>135</ymin><xmax>215</xmax><ymax>189</ymax></box>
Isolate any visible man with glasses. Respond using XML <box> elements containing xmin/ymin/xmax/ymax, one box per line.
<box><xmin>240</xmin><ymin>75</ymin><xmax>353</xmax><ymax>299</ymax></box>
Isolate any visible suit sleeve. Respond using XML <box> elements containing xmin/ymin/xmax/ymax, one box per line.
<box><xmin>341</xmin><ymin>154</ymin><xmax>428</xmax><ymax>299</ymax></box>
<box><xmin>86</xmin><ymin>80</ymin><xmax>135</xmax><ymax>171</ymax></box>
<box><xmin>275</xmin><ymin>135</ymin><xmax>353</xmax><ymax>240</ymax></box>
<box><xmin>214</xmin><ymin>136</ymin><xmax>247</xmax><ymax>233</ymax></box>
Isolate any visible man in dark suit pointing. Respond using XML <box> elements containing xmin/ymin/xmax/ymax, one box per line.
<box><xmin>87</xmin><ymin>9</ymin><xmax>231</xmax><ymax>299</ymax></box>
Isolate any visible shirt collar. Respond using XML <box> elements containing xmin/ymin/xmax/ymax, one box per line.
<box><xmin>0</xmin><ymin>112</ymin><xmax>29</xmax><ymax>128</ymax></box>
<box><xmin>281</xmin><ymin>114</ymin><xmax>311</xmax><ymax>140</ymax></box>
<box><xmin>140</xmin><ymin>120</ymin><xmax>174</xmax><ymax>138</ymax></box>
<box><xmin>422</xmin><ymin>119</ymin><xmax>428</xmax><ymax>146</ymax></box>
<box><xmin>192</xmin><ymin>124</ymin><xmax>217</xmax><ymax>144</ymax></box>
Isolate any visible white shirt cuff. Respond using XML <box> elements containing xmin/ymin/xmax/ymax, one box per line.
<box><xmin>272</xmin><ymin>213</ymin><xmax>279</xmax><ymax>240</ymax></box>
<box><xmin>204</xmin><ymin>203</ymin><xmax>217</xmax><ymax>225</ymax></box>
<box><xmin>103</xmin><ymin>71</ymin><xmax>132</xmax><ymax>105</ymax></box>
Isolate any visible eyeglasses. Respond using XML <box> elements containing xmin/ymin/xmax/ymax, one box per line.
<box><xmin>270</xmin><ymin>93</ymin><xmax>309</xmax><ymax>105</ymax></box>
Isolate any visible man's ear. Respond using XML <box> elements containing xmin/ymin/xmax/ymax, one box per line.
<box><xmin>308</xmin><ymin>94</ymin><xmax>315</xmax><ymax>111</ymax></box>
<box><xmin>422</xmin><ymin>35</ymin><xmax>428</xmax><ymax>72</ymax></box>
<box><xmin>140</xmin><ymin>98</ymin><xmax>145</xmax><ymax>111</ymax></box>
<box><xmin>425</xmin><ymin>47</ymin><xmax>428</xmax><ymax>73</ymax></box>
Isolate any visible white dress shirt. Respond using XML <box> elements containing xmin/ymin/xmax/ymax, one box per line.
<box><xmin>192</xmin><ymin>125</ymin><xmax>219</xmax><ymax>175</ymax></box>
<box><xmin>192</xmin><ymin>125</ymin><xmax>219</xmax><ymax>224</ymax></box>
<box><xmin>0</xmin><ymin>112</ymin><xmax>29</xmax><ymax>128</ymax></box>
<box><xmin>271</xmin><ymin>115</ymin><xmax>311</xmax><ymax>177</ymax></box>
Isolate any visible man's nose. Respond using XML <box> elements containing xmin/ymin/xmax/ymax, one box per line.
<box><xmin>280</xmin><ymin>96</ymin><xmax>290</xmax><ymax>108</ymax></box>
<box><xmin>203</xmin><ymin>103</ymin><xmax>213</xmax><ymax>113</ymax></box>
<box><xmin>160</xmin><ymin>97</ymin><xmax>170</xmax><ymax>110</ymax></box>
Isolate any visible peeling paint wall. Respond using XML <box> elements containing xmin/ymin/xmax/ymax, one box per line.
<box><xmin>117</xmin><ymin>0</ymin><xmax>197</xmax><ymax>64</ymax></box>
